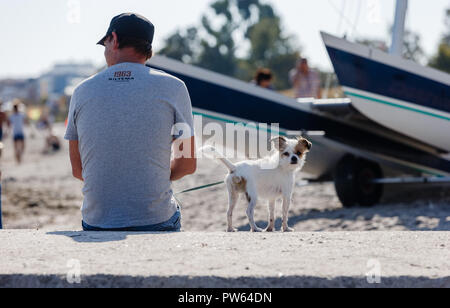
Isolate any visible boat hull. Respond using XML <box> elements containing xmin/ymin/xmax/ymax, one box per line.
<box><xmin>344</xmin><ymin>87</ymin><xmax>450</xmax><ymax>152</ymax></box>
<box><xmin>322</xmin><ymin>32</ymin><xmax>450</xmax><ymax>152</ymax></box>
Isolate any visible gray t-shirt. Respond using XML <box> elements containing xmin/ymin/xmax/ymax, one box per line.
<box><xmin>65</xmin><ymin>62</ymin><xmax>194</xmax><ymax>228</ymax></box>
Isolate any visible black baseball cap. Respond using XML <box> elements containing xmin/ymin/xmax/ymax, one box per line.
<box><xmin>97</xmin><ymin>13</ymin><xmax>155</xmax><ymax>46</ymax></box>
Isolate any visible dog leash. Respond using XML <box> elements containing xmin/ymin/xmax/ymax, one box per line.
<box><xmin>173</xmin><ymin>181</ymin><xmax>225</xmax><ymax>207</ymax></box>
<box><xmin>175</xmin><ymin>181</ymin><xmax>225</xmax><ymax>195</ymax></box>
<box><xmin>172</xmin><ymin>179</ymin><xmax>311</xmax><ymax>207</ymax></box>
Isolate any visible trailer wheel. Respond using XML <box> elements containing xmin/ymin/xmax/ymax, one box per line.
<box><xmin>334</xmin><ymin>155</ymin><xmax>384</xmax><ymax>207</ymax></box>
<box><xmin>334</xmin><ymin>155</ymin><xmax>358</xmax><ymax>207</ymax></box>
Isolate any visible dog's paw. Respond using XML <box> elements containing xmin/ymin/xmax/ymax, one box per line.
<box><xmin>251</xmin><ymin>228</ymin><xmax>264</xmax><ymax>233</ymax></box>
<box><xmin>227</xmin><ymin>227</ymin><xmax>238</xmax><ymax>233</ymax></box>
<box><xmin>264</xmin><ymin>226</ymin><xmax>275</xmax><ymax>232</ymax></box>
<box><xmin>282</xmin><ymin>227</ymin><xmax>295</xmax><ymax>233</ymax></box>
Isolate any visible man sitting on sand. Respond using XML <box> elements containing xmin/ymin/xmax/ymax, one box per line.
<box><xmin>65</xmin><ymin>13</ymin><xmax>196</xmax><ymax>232</ymax></box>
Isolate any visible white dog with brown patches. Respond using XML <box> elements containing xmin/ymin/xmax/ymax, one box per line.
<box><xmin>202</xmin><ymin>136</ymin><xmax>312</xmax><ymax>232</ymax></box>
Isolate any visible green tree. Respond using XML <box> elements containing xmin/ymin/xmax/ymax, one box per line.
<box><xmin>402</xmin><ymin>30</ymin><xmax>425</xmax><ymax>63</ymax></box>
<box><xmin>158</xmin><ymin>27</ymin><xmax>198</xmax><ymax>63</ymax></box>
<box><xmin>430</xmin><ymin>44</ymin><xmax>450</xmax><ymax>73</ymax></box>
<box><xmin>245</xmin><ymin>17</ymin><xmax>299</xmax><ymax>89</ymax></box>
<box><xmin>195</xmin><ymin>2</ymin><xmax>240</xmax><ymax>76</ymax></box>
<box><xmin>429</xmin><ymin>8</ymin><xmax>450</xmax><ymax>73</ymax></box>
<box><xmin>158</xmin><ymin>0</ymin><xmax>300</xmax><ymax>90</ymax></box>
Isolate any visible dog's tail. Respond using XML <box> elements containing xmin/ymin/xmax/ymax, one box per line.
<box><xmin>200</xmin><ymin>146</ymin><xmax>237</xmax><ymax>172</ymax></box>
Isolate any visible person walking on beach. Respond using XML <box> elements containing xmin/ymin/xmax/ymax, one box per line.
<box><xmin>65</xmin><ymin>13</ymin><xmax>196</xmax><ymax>232</ymax></box>
<box><xmin>8</xmin><ymin>100</ymin><xmax>27</xmax><ymax>164</ymax></box>
<box><xmin>0</xmin><ymin>100</ymin><xmax>8</xmax><ymax>158</ymax></box>
<box><xmin>289</xmin><ymin>58</ymin><xmax>322</xmax><ymax>99</ymax></box>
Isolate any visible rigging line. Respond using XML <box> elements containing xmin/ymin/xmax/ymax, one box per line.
<box><xmin>327</xmin><ymin>0</ymin><xmax>359</xmax><ymax>37</ymax></box>
<box><xmin>351</xmin><ymin>0</ymin><xmax>362</xmax><ymax>38</ymax></box>
<box><xmin>337</xmin><ymin>0</ymin><xmax>347</xmax><ymax>35</ymax></box>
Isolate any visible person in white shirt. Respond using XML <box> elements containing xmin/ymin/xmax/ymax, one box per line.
<box><xmin>8</xmin><ymin>100</ymin><xmax>27</xmax><ymax>164</ymax></box>
<box><xmin>289</xmin><ymin>58</ymin><xmax>322</xmax><ymax>99</ymax></box>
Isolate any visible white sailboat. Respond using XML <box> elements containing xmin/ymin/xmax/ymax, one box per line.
<box><xmin>322</xmin><ymin>0</ymin><xmax>450</xmax><ymax>152</ymax></box>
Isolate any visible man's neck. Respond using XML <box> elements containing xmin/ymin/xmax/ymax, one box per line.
<box><xmin>115</xmin><ymin>59</ymin><xmax>146</xmax><ymax>65</ymax></box>
<box><xmin>110</xmin><ymin>59</ymin><xmax>146</xmax><ymax>67</ymax></box>
<box><xmin>110</xmin><ymin>51</ymin><xmax>146</xmax><ymax>67</ymax></box>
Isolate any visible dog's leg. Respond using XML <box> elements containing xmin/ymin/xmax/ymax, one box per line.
<box><xmin>247</xmin><ymin>199</ymin><xmax>263</xmax><ymax>232</ymax></box>
<box><xmin>227</xmin><ymin>190</ymin><xmax>239</xmax><ymax>233</ymax></box>
<box><xmin>226</xmin><ymin>176</ymin><xmax>239</xmax><ymax>232</ymax></box>
<box><xmin>265</xmin><ymin>200</ymin><xmax>276</xmax><ymax>232</ymax></box>
<box><xmin>282</xmin><ymin>196</ymin><xmax>294</xmax><ymax>232</ymax></box>
<box><xmin>245</xmin><ymin>184</ymin><xmax>263</xmax><ymax>232</ymax></box>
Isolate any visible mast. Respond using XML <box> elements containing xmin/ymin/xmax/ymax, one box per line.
<box><xmin>389</xmin><ymin>0</ymin><xmax>408</xmax><ymax>56</ymax></box>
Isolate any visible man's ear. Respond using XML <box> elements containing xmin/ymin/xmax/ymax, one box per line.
<box><xmin>271</xmin><ymin>136</ymin><xmax>287</xmax><ymax>151</ymax></box>
<box><xmin>111</xmin><ymin>31</ymin><xmax>120</xmax><ymax>50</ymax></box>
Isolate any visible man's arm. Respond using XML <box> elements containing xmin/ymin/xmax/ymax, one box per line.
<box><xmin>4</xmin><ymin>117</ymin><xmax>10</xmax><ymax>137</ymax></box>
<box><xmin>289</xmin><ymin>69</ymin><xmax>301</xmax><ymax>88</ymax></box>
<box><xmin>170</xmin><ymin>136</ymin><xmax>197</xmax><ymax>182</ymax></box>
<box><xmin>69</xmin><ymin>140</ymin><xmax>83</xmax><ymax>181</ymax></box>
<box><xmin>317</xmin><ymin>87</ymin><xmax>322</xmax><ymax>99</ymax></box>
<box><xmin>315</xmin><ymin>72</ymin><xmax>322</xmax><ymax>99</ymax></box>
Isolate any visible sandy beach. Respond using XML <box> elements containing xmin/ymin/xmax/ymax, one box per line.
<box><xmin>0</xmin><ymin>230</ymin><xmax>448</xmax><ymax>288</ymax></box>
<box><xmin>1</xmin><ymin>123</ymin><xmax>450</xmax><ymax>232</ymax></box>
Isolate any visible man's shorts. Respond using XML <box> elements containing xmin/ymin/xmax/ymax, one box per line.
<box><xmin>82</xmin><ymin>206</ymin><xmax>182</xmax><ymax>232</ymax></box>
<box><xmin>13</xmin><ymin>134</ymin><xmax>25</xmax><ymax>141</ymax></box>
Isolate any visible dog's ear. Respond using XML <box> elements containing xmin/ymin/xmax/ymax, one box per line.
<box><xmin>271</xmin><ymin>136</ymin><xmax>287</xmax><ymax>151</ymax></box>
<box><xmin>297</xmin><ymin>137</ymin><xmax>312</xmax><ymax>151</ymax></box>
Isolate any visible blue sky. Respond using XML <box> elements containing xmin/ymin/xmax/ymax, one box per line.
<box><xmin>0</xmin><ymin>0</ymin><xmax>448</xmax><ymax>78</ymax></box>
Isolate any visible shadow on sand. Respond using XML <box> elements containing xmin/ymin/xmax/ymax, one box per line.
<box><xmin>237</xmin><ymin>184</ymin><xmax>450</xmax><ymax>232</ymax></box>
<box><xmin>47</xmin><ymin>231</ymin><xmax>177</xmax><ymax>243</ymax></box>
<box><xmin>0</xmin><ymin>274</ymin><xmax>449</xmax><ymax>288</ymax></box>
